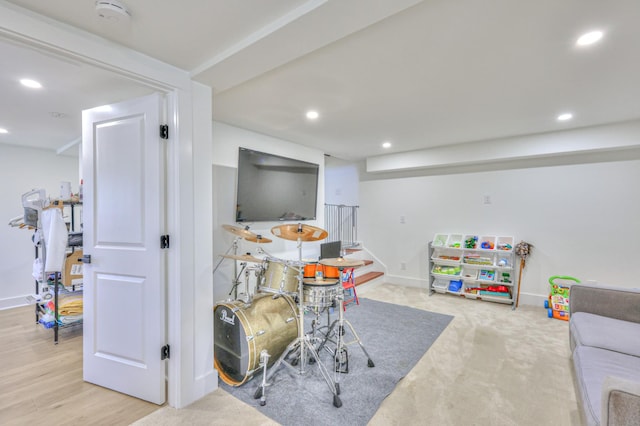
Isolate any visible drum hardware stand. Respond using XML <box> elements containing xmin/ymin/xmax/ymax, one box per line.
<box><xmin>255</xmin><ymin>245</ymin><xmax>274</xmax><ymax>259</ymax></box>
<box><xmin>213</xmin><ymin>236</ymin><xmax>242</xmax><ymax>300</ymax></box>
<box><xmin>308</xmin><ymin>303</ymin><xmax>337</xmax><ymax>355</ymax></box>
<box><xmin>335</xmin><ymin>347</ymin><xmax>349</xmax><ymax>374</ymax></box>
<box><xmin>256</xmin><ymin>350</ymin><xmax>271</xmax><ymax>406</ymax></box>
<box><xmin>254</xmin><ymin>260</ymin><xmax>342</xmax><ymax>408</ymax></box>
<box><xmin>216</xmin><ymin>225</ymin><xmax>273</xmax><ymax>300</ymax></box>
<box><xmin>236</xmin><ymin>263</ymin><xmax>261</xmax><ymax>303</ymax></box>
<box><xmin>319</xmin><ymin>291</ymin><xmax>375</xmax><ymax>372</ymax></box>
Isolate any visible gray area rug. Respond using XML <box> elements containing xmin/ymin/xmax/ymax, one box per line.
<box><xmin>219</xmin><ymin>297</ymin><xmax>453</xmax><ymax>426</ymax></box>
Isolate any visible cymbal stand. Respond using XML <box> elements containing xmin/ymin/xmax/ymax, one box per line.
<box><xmin>318</xmin><ymin>268</ymin><xmax>375</xmax><ymax>386</ymax></box>
<box><xmin>255</xmin><ymin>258</ymin><xmax>342</xmax><ymax>408</ymax></box>
<box><xmin>213</xmin><ymin>236</ymin><xmax>243</xmax><ymax>300</ymax></box>
<box><xmin>255</xmin><ymin>245</ymin><xmax>275</xmax><ymax>259</ymax></box>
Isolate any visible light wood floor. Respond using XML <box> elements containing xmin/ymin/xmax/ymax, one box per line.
<box><xmin>0</xmin><ymin>305</ymin><xmax>161</xmax><ymax>425</ymax></box>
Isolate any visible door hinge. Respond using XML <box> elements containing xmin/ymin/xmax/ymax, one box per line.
<box><xmin>160</xmin><ymin>124</ymin><xmax>169</xmax><ymax>140</ymax></box>
<box><xmin>161</xmin><ymin>234</ymin><xmax>170</xmax><ymax>249</ymax></box>
<box><xmin>161</xmin><ymin>344</ymin><xmax>170</xmax><ymax>360</ymax></box>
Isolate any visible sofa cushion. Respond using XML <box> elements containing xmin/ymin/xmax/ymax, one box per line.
<box><xmin>570</xmin><ymin>312</ymin><xmax>640</xmax><ymax>357</ymax></box>
<box><xmin>573</xmin><ymin>346</ymin><xmax>640</xmax><ymax>426</ymax></box>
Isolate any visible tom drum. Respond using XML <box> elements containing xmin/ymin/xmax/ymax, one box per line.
<box><xmin>258</xmin><ymin>257</ymin><xmax>301</xmax><ymax>295</ymax></box>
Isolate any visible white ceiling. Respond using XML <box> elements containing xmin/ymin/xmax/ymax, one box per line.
<box><xmin>1</xmin><ymin>0</ymin><xmax>639</xmax><ymax>160</ymax></box>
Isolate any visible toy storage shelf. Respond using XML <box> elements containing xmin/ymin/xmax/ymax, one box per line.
<box><xmin>428</xmin><ymin>233</ymin><xmax>518</xmax><ymax>309</ymax></box>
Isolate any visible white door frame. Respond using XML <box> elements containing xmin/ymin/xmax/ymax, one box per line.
<box><xmin>1</xmin><ymin>3</ymin><xmax>216</xmax><ymax>408</ymax></box>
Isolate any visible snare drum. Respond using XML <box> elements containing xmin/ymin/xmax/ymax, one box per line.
<box><xmin>259</xmin><ymin>257</ymin><xmax>301</xmax><ymax>295</ymax></box>
<box><xmin>303</xmin><ymin>278</ymin><xmax>340</xmax><ymax>309</ymax></box>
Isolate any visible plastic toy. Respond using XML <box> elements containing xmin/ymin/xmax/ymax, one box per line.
<box><xmin>545</xmin><ymin>275</ymin><xmax>581</xmax><ymax>321</ymax></box>
<box><xmin>480</xmin><ymin>241</ymin><xmax>495</xmax><ymax>249</ymax></box>
<box><xmin>465</xmin><ymin>236</ymin><xmax>478</xmax><ymax>249</ymax></box>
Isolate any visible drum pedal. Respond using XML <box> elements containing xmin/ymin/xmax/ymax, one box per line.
<box><xmin>334</xmin><ymin>347</ymin><xmax>349</xmax><ymax>374</ymax></box>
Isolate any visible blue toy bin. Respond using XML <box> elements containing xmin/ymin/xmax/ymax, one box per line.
<box><xmin>448</xmin><ymin>279</ymin><xmax>463</xmax><ymax>292</ymax></box>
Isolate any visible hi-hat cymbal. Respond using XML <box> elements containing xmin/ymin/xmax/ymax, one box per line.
<box><xmin>303</xmin><ymin>278</ymin><xmax>340</xmax><ymax>286</ymax></box>
<box><xmin>220</xmin><ymin>253</ymin><xmax>263</xmax><ymax>263</ymax></box>
<box><xmin>319</xmin><ymin>257</ymin><xmax>365</xmax><ymax>268</ymax></box>
<box><xmin>222</xmin><ymin>224</ymin><xmax>272</xmax><ymax>243</ymax></box>
<box><xmin>271</xmin><ymin>224</ymin><xmax>328</xmax><ymax>242</ymax></box>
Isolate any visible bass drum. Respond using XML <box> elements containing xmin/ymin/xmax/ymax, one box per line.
<box><xmin>214</xmin><ymin>293</ymin><xmax>298</xmax><ymax>386</ymax></box>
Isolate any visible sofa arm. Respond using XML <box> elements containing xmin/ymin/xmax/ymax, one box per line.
<box><xmin>570</xmin><ymin>284</ymin><xmax>640</xmax><ymax>324</ymax></box>
<box><xmin>601</xmin><ymin>376</ymin><xmax>640</xmax><ymax>426</ymax></box>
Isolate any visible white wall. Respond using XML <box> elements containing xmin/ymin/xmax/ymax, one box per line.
<box><xmin>359</xmin><ymin>158</ymin><xmax>640</xmax><ymax>305</ymax></box>
<box><xmin>0</xmin><ymin>144</ymin><xmax>79</xmax><ymax>309</ymax></box>
<box><xmin>212</xmin><ymin>121</ymin><xmax>326</xmax><ymax>303</ymax></box>
<box><xmin>325</xmin><ymin>156</ymin><xmax>359</xmax><ymax>206</ymax></box>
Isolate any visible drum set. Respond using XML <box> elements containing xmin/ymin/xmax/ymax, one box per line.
<box><xmin>212</xmin><ymin>223</ymin><xmax>375</xmax><ymax>408</ymax></box>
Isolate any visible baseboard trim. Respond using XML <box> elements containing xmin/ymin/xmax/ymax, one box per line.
<box><xmin>517</xmin><ymin>292</ymin><xmax>546</xmax><ymax>308</ymax></box>
<box><xmin>381</xmin><ymin>276</ymin><xmax>547</xmax><ymax>307</ymax></box>
<box><xmin>385</xmin><ymin>275</ymin><xmax>426</xmax><ymax>288</ymax></box>
<box><xmin>0</xmin><ymin>295</ymin><xmax>30</xmax><ymax>311</ymax></box>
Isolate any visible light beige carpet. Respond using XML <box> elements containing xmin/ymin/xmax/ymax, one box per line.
<box><xmin>133</xmin><ymin>282</ymin><xmax>581</xmax><ymax>425</ymax></box>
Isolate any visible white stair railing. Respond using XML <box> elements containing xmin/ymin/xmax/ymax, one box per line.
<box><xmin>324</xmin><ymin>204</ymin><xmax>359</xmax><ymax>248</ymax></box>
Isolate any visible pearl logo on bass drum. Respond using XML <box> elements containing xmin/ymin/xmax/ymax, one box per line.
<box><xmin>219</xmin><ymin>309</ymin><xmax>235</xmax><ymax>325</ymax></box>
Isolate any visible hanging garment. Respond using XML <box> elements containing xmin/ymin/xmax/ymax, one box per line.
<box><xmin>41</xmin><ymin>208</ymin><xmax>68</xmax><ymax>272</ymax></box>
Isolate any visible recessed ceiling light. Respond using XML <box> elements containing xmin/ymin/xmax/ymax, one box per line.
<box><xmin>557</xmin><ymin>113</ymin><xmax>573</xmax><ymax>121</ymax></box>
<box><xmin>576</xmin><ymin>30</ymin><xmax>603</xmax><ymax>47</ymax></box>
<box><xmin>20</xmin><ymin>78</ymin><xmax>42</xmax><ymax>89</ymax></box>
<box><xmin>382</xmin><ymin>141</ymin><xmax>392</xmax><ymax>149</ymax></box>
<box><xmin>0</xmin><ymin>128</ymin><xmax>8</xmax><ymax>134</ymax></box>
<box><xmin>306</xmin><ymin>110</ymin><xmax>319</xmax><ymax>120</ymax></box>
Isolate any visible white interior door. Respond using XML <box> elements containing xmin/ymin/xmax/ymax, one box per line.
<box><xmin>82</xmin><ymin>93</ymin><xmax>166</xmax><ymax>404</ymax></box>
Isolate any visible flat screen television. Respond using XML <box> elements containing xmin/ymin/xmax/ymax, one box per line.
<box><xmin>235</xmin><ymin>147</ymin><xmax>319</xmax><ymax>222</ymax></box>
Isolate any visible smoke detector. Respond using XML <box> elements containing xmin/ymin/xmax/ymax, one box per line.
<box><xmin>95</xmin><ymin>1</ymin><xmax>131</xmax><ymax>22</ymax></box>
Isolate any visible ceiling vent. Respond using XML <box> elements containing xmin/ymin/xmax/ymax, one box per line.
<box><xmin>95</xmin><ymin>0</ymin><xmax>131</xmax><ymax>22</ymax></box>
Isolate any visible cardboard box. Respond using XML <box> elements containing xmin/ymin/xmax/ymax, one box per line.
<box><xmin>64</xmin><ymin>249</ymin><xmax>83</xmax><ymax>288</ymax></box>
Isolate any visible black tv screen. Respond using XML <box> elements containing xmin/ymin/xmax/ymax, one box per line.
<box><xmin>235</xmin><ymin>147</ymin><xmax>319</xmax><ymax>222</ymax></box>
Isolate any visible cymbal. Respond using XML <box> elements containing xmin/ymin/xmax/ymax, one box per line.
<box><xmin>303</xmin><ymin>278</ymin><xmax>340</xmax><ymax>286</ymax></box>
<box><xmin>319</xmin><ymin>257</ymin><xmax>365</xmax><ymax>268</ymax></box>
<box><xmin>271</xmin><ymin>224</ymin><xmax>328</xmax><ymax>242</ymax></box>
<box><xmin>222</xmin><ymin>224</ymin><xmax>272</xmax><ymax>243</ymax></box>
<box><xmin>220</xmin><ymin>253</ymin><xmax>263</xmax><ymax>263</ymax></box>
<box><xmin>244</xmin><ymin>234</ymin><xmax>272</xmax><ymax>244</ymax></box>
